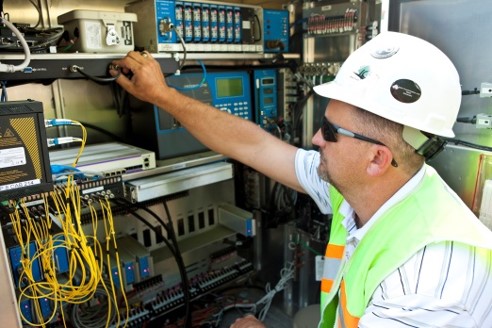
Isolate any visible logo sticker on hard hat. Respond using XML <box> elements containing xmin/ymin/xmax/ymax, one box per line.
<box><xmin>371</xmin><ymin>45</ymin><xmax>399</xmax><ymax>59</ymax></box>
<box><xmin>390</xmin><ymin>79</ymin><xmax>421</xmax><ymax>104</ymax></box>
<box><xmin>353</xmin><ymin>65</ymin><xmax>370</xmax><ymax>80</ymax></box>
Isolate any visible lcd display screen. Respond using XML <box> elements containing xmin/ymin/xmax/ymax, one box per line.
<box><xmin>216</xmin><ymin>77</ymin><xmax>243</xmax><ymax>98</ymax></box>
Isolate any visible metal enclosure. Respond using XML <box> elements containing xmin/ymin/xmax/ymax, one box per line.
<box><xmin>388</xmin><ymin>0</ymin><xmax>492</xmax><ymax>213</ymax></box>
<box><xmin>6</xmin><ymin>0</ymin><xmax>491</xmax><ymax>326</ymax></box>
<box><xmin>0</xmin><ymin>0</ymin><xmax>298</xmax><ymax>326</ymax></box>
<box><xmin>301</xmin><ymin>0</ymin><xmax>381</xmax><ymax>148</ymax></box>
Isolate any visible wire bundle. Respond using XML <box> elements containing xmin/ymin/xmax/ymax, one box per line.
<box><xmin>204</xmin><ymin>261</ymin><xmax>296</xmax><ymax>325</ymax></box>
<box><xmin>5</xmin><ymin>120</ymin><xmax>130</xmax><ymax>327</ymax></box>
<box><xmin>8</xmin><ymin>182</ymin><xmax>129</xmax><ymax>327</ymax></box>
<box><xmin>112</xmin><ymin>198</ymin><xmax>192</xmax><ymax>328</ymax></box>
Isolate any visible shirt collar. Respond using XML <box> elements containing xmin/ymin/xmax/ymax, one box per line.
<box><xmin>341</xmin><ymin>164</ymin><xmax>427</xmax><ymax>240</ymax></box>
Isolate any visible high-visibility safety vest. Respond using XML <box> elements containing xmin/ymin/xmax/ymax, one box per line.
<box><xmin>319</xmin><ymin>166</ymin><xmax>492</xmax><ymax>328</ymax></box>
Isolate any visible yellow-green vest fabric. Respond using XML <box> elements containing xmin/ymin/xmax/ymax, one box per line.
<box><xmin>320</xmin><ymin>166</ymin><xmax>492</xmax><ymax>327</ymax></box>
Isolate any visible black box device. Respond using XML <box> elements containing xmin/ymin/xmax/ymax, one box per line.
<box><xmin>0</xmin><ymin>100</ymin><xmax>52</xmax><ymax>201</ymax></box>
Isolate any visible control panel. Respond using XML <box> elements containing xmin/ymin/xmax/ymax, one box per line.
<box><xmin>130</xmin><ymin>71</ymin><xmax>252</xmax><ymax>159</ymax></box>
<box><xmin>253</xmin><ymin>69</ymin><xmax>278</xmax><ymax>131</ymax></box>
<box><xmin>126</xmin><ymin>0</ymin><xmax>264</xmax><ymax>53</ymax></box>
<box><xmin>263</xmin><ymin>9</ymin><xmax>290</xmax><ymax>53</ymax></box>
<box><xmin>168</xmin><ymin>71</ymin><xmax>252</xmax><ymax>120</ymax></box>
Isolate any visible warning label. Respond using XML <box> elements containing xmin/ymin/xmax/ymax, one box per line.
<box><xmin>0</xmin><ymin>147</ymin><xmax>26</xmax><ymax>169</ymax></box>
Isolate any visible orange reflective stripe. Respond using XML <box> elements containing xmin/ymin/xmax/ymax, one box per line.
<box><xmin>321</xmin><ymin>278</ymin><xmax>334</xmax><ymax>292</ymax></box>
<box><xmin>339</xmin><ymin>280</ymin><xmax>360</xmax><ymax>328</ymax></box>
<box><xmin>326</xmin><ymin>244</ymin><xmax>345</xmax><ymax>259</ymax></box>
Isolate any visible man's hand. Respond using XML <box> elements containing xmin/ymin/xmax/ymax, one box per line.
<box><xmin>230</xmin><ymin>315</ymin><xmax>266</xmax><ymax>328</ymax></box>
<box><xmin>109</xmin><ymin>51</ymin><xmax>168</xmax><ymax>104</ymax></box>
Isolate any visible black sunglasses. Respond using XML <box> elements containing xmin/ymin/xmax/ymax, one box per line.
<box><xmin>321</xmin><ymin>116</ymin><xmax>398</xmax><ymax>168</ymax></box>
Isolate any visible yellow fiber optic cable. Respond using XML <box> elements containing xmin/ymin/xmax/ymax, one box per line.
<box><xmin>100</xmin><ymin>200</ymin><xmax>121</xmax><ymax>328</ymax></box>
<box><xmin>99</xmin><ymin>197</ymin><xmax>129</xmax><ymax>328</ymax></box>
<box><xmin>7</xmin><ymin>159</ymin><xmax>132</xmax><ymax>327</ymax></box>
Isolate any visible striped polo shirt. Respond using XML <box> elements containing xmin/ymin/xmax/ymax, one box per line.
<box><xmin>295</xmin><ymin>149</ymin><xmax>492</xmax><ymax>327</ymax></box>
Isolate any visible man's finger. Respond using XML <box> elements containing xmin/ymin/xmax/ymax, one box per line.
<box><xmin>112</xmin><ymin>73</ymin><xmax>134</xmax><ymax>93</ymax></box>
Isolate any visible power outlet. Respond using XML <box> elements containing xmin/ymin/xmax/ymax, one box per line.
<box><xmin>476</xmin><ymin>113</ymin><xmax>492</xmax><ymax>129</ymax></box>
<box><xmin>480</xmin><ymin>82</ymin><xmax>492</xmax><ymax>97</ymax></box>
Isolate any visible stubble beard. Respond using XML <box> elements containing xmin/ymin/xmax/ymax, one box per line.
<box><xmin>317</xmin><ymin>151</ymin><xmax>331</xmax><ymax>182</ymax></box>
<box><xmin>317</xmin><ymin>163</ymin><xmax>329</xmax><ymax>182</ymax></box>
<box><xmin>317</xmin><ymin>152</ymin><xmax>342</xmax><ymax>192</ymax></box>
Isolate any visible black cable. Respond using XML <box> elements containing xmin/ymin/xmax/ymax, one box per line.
<box><xmin>117</xmin><ymin>198</ymin><xmax>174</xmax><ymax>237</ymax></box>
<box><xmin>162</xmin><ymin>200</ymin><xmax>192</xmax><ymax>328</ymax></box>
<box><xmin>109</xmin><ymin>82</ymin><xmax>133</xmax><ymax>139</ymax></box>
<box><xmin>70</xmin><ymin>65</ymin><xmax>121</xmax><ymax>84</ymax></box>
<box><xmin>172</xmin><ymin>25</ymin><xmax>187</xmax><ymax>72</ymax></box>
<box><xmin>462</xmin><ymin>88</ymin><xmax>480</xmax><ymax>95</ymax></box>
<box><xmin>457</xmin><ymin>116</ymin><xmax>476</xmax><ymax>124</ymax></box>
<box><xmin>0</xmin><ymin>26</ymin><xmax>63</xmax><ymax>52</ymax></box>
<box><xmin>112</xmin><ymin>198</ymin><xmax>192</xmax><ymax>328</ymax></box>
<box><xmin>293</xmin><ymin>89</ymin><xmax>315</xmax><ymax>145</ymax></box>
<box><xmin>110</xmin><ymin>198</ymin><xmax>177</xmax><ymax>257</ymax></box>
<box><xmin>266</xmin><ymin>181</ymin><xmax>297</xmax><ymax>228</ymax></box>
<box><xmin>44</xmin><ymin>0</ymin><xmax>51</xmax><ymax>29</ymax></box>
<box><xmin>1</xmin><ymin>80</ymin><xmax>7</xmax><ymax>102</ymax></box>
<box><xmin>253</xmin><ymin>14</ymin><xmax>262</xmax><ymax>42</ymax></box>
<box><xmin>27</xmin><ymin>0</ymin><xmax>41</xmax><ymax>28</ymax></box>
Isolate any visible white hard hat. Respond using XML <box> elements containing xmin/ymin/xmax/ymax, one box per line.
<box><xmin>313</xmin><ymin>31</ymin><xmax>461</xmax><ymax>138</ymax></box>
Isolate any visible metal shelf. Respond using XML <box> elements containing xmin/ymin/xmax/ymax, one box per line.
<box><xmin>0</xmin><ymin>52</ymin><xmax>299</xmax><ymax>82</ymax></box>
<box><xmin>181</xmin><ymin>52</ymin><xmax>300</xmax><ymax>66</ymax></box>
<box><xmin>125</xmin><ymin>161</ymin><xmax>234</xmax><ymax>203</ymax></box>
<box><xmin>0</xmin><ymin>53</ymin><xmax>178</xmax><ymax>81</ymax></box>
<box><xmin>183</xmin><ymin>52</ymin><xmax>300</xmax><ymax>60</ymax></box>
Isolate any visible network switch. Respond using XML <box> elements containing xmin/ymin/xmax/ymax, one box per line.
<box><xmin>49</xmin><ymin>142</ymin><xmax>156</xmax><ymax>177</ymax></box>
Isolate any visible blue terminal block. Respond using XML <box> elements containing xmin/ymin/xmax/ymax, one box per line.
<box><xmin>157</xmin><ymin>0</ymin><xmax>178</xmax><ymax>43</ymax></box>
<box><xmin>122</xmin><ymin>259</ymin><xmax>137</xmax><ymax>286</ymax></box>
<box><xmin>117</xmin><ymin>236</ymin><xmax>153</xmax><ymax>282</ymax></box>
<box><xmin>109</xmin><ymin>262</ymin><xmax>122</xmax><ymax>289</ymax></box>
<box><xmin>137</xmin><ymin>255</ymin><xmax>151</xmax><ymax>280</ymax></box>
<box><xmin>201</xmin><ymin>4</ymin><xmax>211</xmax><ymax>42</ymax></box>
<box><xmin>233</xmin><ymin>7</ymin><xmax>241</xmax><ymax>43</ymax></box>
<box><xmin>108</xmin><ymin>254</ymin><xmax>136</xmax><ymax>290</ymax></box>
<box><xmin>127</xmin><ymin>0</ymin><xmax>263</xmax><ymax>53</ymax></box>
<box><xmin>9</xmin><ymin>241</ymin><xmax>43</xmax><ymax>287</ymax></box>
<box><xmin>52</xmin><ymin>234</ymin><xmax>69</xmax><ymax>274</ymax></box>
<box><xmin>174</xmin><ymin>2</ymin><xmax>184</xmax><ymax>42</ymax></box>
<box><xmin>218</xmin><ymin>5</ymin><xmax>226</xmax><ymax>43</ymax></box>
<box><xmin>183</xmin><ymin>2</ymin><xmax>194</xmax><ymax>43</ymax></box>
<box><xmin>19</xmin><ymin>299</ymin><xmax>34</xmax><ymax>323</ymax></box>
<box><xmin>38</xmin><ymin>297</ymin><xmax>52</xmax><ymax>322</ymax></box>
<box><xmin>263</xmin><ymin>9</ymin><xmax>290</xmax><ymax>53</ymax></box>
<box><xmin>254</xmin><ymin>69</ymin><xmax>279</xmax><ymax>131</ymax></box>
<box><xmin>192</xmin><ymin>3</ymin><xmax>202</xmax><ymax>42</ymax></box>
<box><xmin>210</xmin><ymin>4</ymin><xmax>219</xmax><ymax>43</ymax></box>
<box><xmin>225</xmin><ymin>6</ymin><xmax>234</xmax><ymax>43</ymax></box>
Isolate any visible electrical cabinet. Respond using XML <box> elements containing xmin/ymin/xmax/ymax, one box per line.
<box><xmin>0</xmin><ymin>0</ymin><xmax>304</xmax><ymax>327</ymax></box>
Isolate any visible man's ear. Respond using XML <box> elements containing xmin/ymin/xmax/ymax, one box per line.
<box><xmin>366</xmin><ymin>145</ymin><xmax>394</xmax><ymax>176</ymax></box>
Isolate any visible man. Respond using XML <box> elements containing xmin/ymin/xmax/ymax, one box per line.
<box><xmin>111</xmin><ymin>32</ymin><xmax>492</xmax><ymax>327</ymax></box>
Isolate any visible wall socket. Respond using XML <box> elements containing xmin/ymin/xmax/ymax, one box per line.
<box><xmin>480</xmin><ymin>82</ymin><xmax>492</xmax><ymax>97</ymax></box>
<box><xmin>476</xmin><ymin>113</ymin><xmax>492</xmax><ymax>129</ymax></box>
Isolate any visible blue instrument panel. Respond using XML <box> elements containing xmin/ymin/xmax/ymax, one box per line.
<box><xmin>253</xmin><ymin>69</ymin><xmax>278</xmax><ymax>130</ymax></box>
<box><xmin>129</xmin><ymin>71</ymin><xmax>253</xmax><ymax>160</ymax></box>
<box><xmin>167</xmin><ymin>71</ymin><xmax>252</xmax><ymax>120</ymax></box>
